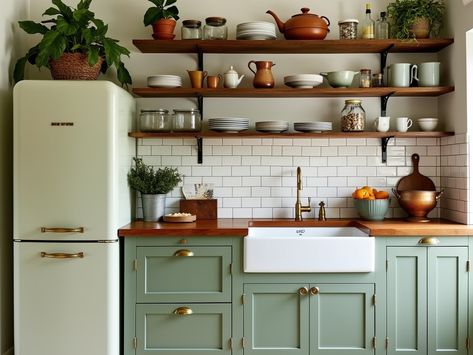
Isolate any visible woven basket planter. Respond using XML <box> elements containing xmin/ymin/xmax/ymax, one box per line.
<box><xmin>49</xmin><ymin>52</ymin><xmax>104</xmax><ymax>80</ymax></box>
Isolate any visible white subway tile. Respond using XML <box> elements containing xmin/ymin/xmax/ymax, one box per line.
<box><xmin>328</xmin><ymin>177</ymin><xmax>347</xmax><ymax>187</ymax></box>
<box><xmin>261</xmin><ymin>138</ymin><xmax>274</xmax><ymax>146</ymax></box>
<box><xmin>367</xmin><ymin>177</ymin><xmax>386</xmax><ymax>186</ymax></box>
<box><xmin>233</xmin><ymin>187</ymin><xmax>251</xmax><ymax>197</ymax></box>
<box><xmin>417</xmin><ymin>137</ymin><xmax>438</xmax><ymax>146</ymax></box>
<box><xmin>327</xmin><ymin>157</ymin><xmax>347</xmax><ymax>167</ymax></box>
<box><xmin>329</xmin><ymin>138</ymin><xmax>347</xmax><ymax>146</ymax></box>
<box><xmin>272</xmin><ymin>146</ymin><xmax>282</xmax><ymax>156</ymax></box>
<box><xmin>164</xmin><ymin>138</ymin><xmax>184</xmax><ymax>145</ymax></box>
<box><xmin>182</xmin><ymin>138</ymin><xmax>195</xmax><ymax>146</ymax></box>
<box><xmin>340</xmin><ymin>208</ymin><xmax>358</xmax><ymax>218</ymax></box>
<box><xmin>225</xmin><ymin>156</ymin><xmax>243</xmax><ymax>165</ymax></box>
<box><xmin>337</xmin><ymin>167</ymin><xmax>354</xmax><ymax>176</ymax></box>
<box><xmin>311</xmin><ymin>139</ymin><xmax>329</xmax><ymax>146</ymax></box>
<box><xmin>233</xmin><ymin>208</ymin><xmax>252</xmax><ymax>218</ymax></box>
<box><xmin>222</xmin><ymin>198</ymin><xmax>242</xmax><ymax>208</ymax></box>
<box><xmin>283</xmin><ymin>146</ymin><xmax>302</xmax><ymax>156</ymax></box>
<box><xmin>233</xmin><ymin>146</ymin><xmax>252</xmax><ymax>155</ymax></box>
<box><xmin>261</xmin><ymin>156</ymin><xmax>293</xmax><ymax>166</ymax></box>
<box><xmin>357</xmin><ymin>146</ymin><xmax>377</xmax><ymax>156</ymax></box>
<box><xmin>252</xmin><ymin>208</ymin><xmax>273</xmax><ymax>218</ymax></box>
<box><xmin>261</xmin><ymin>176</ymin><xmax>282</xmax><ymax>186</ymax></box>
<box><xmin>214</xmin><ymin>187</ymin><xmax>233</xmax><ymax>197</ymax></box>
<box><xmin>222</xmin><ymin>138</ymin><xmax>242</xmax><ymax>146</ymax></box>
<box><xmin>325</xmin><ymin>208</ymin><xmax>340</xmax><ymax>218</ymax></box>
<box><xmin>205</xmin><ymin>138</ymin><xmax>223</xmax><ymax>146</ymax></box>
<box><xmin>222</xmin><ymin>177</ymin><xmax>242</xmax><ymax>187</ymax></box>
<box><xmin>218</xmin><ymin>208</ymin><xmax>233</xmax><ymax>218</ymax></box>
<box><xmin>346</xmin><ymin>138</ymin><xmax>367</xmax><ymax>146</ymax></box>
<box><xmin>302</xmin><ymin>146</ymin><xmax>322</xmax><ymax>156</ymax></box>
<box><xmin>276</xmin><ymin>139</ymin><xmax>293</xmax><ymax>146</ymax></box>
<box><xmin>151</xmin><ymin>145</ymin><xmax>172</xmax><ymax>155</ymax></box>
<box><xmin>212</xmin><ymin>166</ymin><xmax>232</xmax><ymax>176</ymax></box>
<box><xmin>294</xmin><ymin>157</ymin><xmax>311</xmax><ymax>166</ymax></box>
<box><xmin>143</xmin><ymin>138</ymin><xmax>163</xmax><ymax>146</ymax></box>
<box><xmin>141</xmin><ymin>156</ymin><xmax>162</xmax><ymax>166</ymax></box>
<box><xmin>213</xmin><ymin>145</ymin><xmax>233</xmax><ymax>156</ymax></box>
<box><xmin>172</xmin><ymin>146</ymin><xmax>192</xmax><ymax>156</ymax></box>
<box><xmin>317</xmin><ymin>187</ymin><xmax>338</xmax><ymax>197</ymax></box>
<box><xmin>349</xmin><ymin>156</ymin><xmax>367</xmax><ymax>166</ymax></box>
<box><xmin>242</xmin><ymin>156</ymin><xmax>262</xmax><ymax>165</ymax></box>
<box><xmin>201</xmin><ymin>156</ymin><xmax>222</xmax><ymax>166</ymax></box>
<box><xmin>137</xmin><ymin>145</ymin><xmax>151</xmax><ymax>155</ymax></box>
<box><xmin>251</xmin><ymin>166</ymin><xmax>271</xmax><ymax>176</ymax></box>
<box><xmin>338</xmin><ymin>146</ymin><xmax>357</xmax><ymax>156</ymax></box>
<box><xmin>242</xmin><ymin>198</ymin><xmax>261</xmax><ymax>208</ymax></box>
<box><xmin>252</xmin><ymin>145</ymin><xmax>272</xmax><ymax>156</ymax></box>
<box><xmin>252</xmin><ymin>187</ymin><xmax>271</xmax><ymax>197</ymax></box>
<box><xmin>242</xmin><ymin>138</ymin><xmax>262</xmax><ymax>146</ymax></box>
<box><xmin>337</xmin><ymin>187</ymin><xmax>355</xmax><ymax>198</ymax></box>
<box><xmin>310</xmin><ymin>157</ymin><xmax>328</xmax><ymax>166</ymax></box>
<box><xmin>232</xmin><ymin>166</ymin><xmax>251</xmax><ymax>176</ymax></box>
<box><xmin>350</xmin><ymin>177</ymin><xmax>368</xmax><ymax>187</ymax></box>
<box><xmin>395</xmin><ymin>137</ymin><xmax>417</xmax><ymax>146</ymax></box>
<box><xmin>293</xmin><ymin>139</ymin><xmax>312</xmax><ymax>146</ymax></box>
<box><xmin>427</xmin><ymin>146</ymin><xmax>440</xmax><ymax>156</ymax></box>
<box><xmin>377</xmin><ymin>167</ymin><xmax>397</xmax><ymax>177</ymax></box>
<box><xmin>318</xmin><ymin>167</ymin><xmax>337</xmax><ymax>176</ymax></box>
<box><xmin>273</xmin><ymin>208</ymin><xmax>294</xmax><ymax>219</ymax></box>
<box><xmin>242</xmin><ymin>176</ymin><xmax>261</xmax><ymax>187</ymax></box>
<box><xmin>270</xmin><ymin>187</ymin><xmax>293</xmax><ymax>197</ymax></box>
<box><xmin>357</xmin><ymin>166</ymin><xmax>376</xmax><ymax>176</ymax></box>
<box><xmin>191</xmin><ymin>166</ymin><xmax>212</xmax><ymax>176</ymax></box>
<box><xmin>328</xmin><ymin>198</ymin><xmax>347</xmax><ymax>208</ymax></box>
<box><xmin>262</xmin><ymin>197</ymin><xmax>282</xmax><ymax>208</ymax></box>
<box><xmin>321</xmin><ymin>147</ymin><xmax>338</xmax><ymax>156</ymax></box>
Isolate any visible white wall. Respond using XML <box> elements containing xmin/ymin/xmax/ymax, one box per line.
<box><xmin>0</xmin><ymin>0</ymin><xmax>28</xmax><ymax>354</ymax></box>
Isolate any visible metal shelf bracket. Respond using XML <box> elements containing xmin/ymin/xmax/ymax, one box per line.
<box><xmin>381</xmin><ymin>93</ymin><xmax>394</xmax><ymax>117</ymax></box>
<box><xmin>380</xmin><ymin>44</ymin><xmax>394</xmax><ymax>74</ymax></box>
<box><xmin>197</xmin><ymin>49</ymin><xmax>203</xmax><ymax>71</ymax></box>
<box><xmin>196</xmin><ymin>136</ymin><xmax>203</xmax><ymax>164</ymax></box>
<box><xmin>197</xmin><ymin>94</ymin><xmax>203</xmax><ymax>117</ymax></box>
<box><xmin>381</xmin><ymin>136</ymin><xmax>394</xmax><ymax>163</ymax></box>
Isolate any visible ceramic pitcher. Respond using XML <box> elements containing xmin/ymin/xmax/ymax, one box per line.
<box><xmin>248</xmin><ymin>60</ymin><xmax>275</xmax><ymax>88</ymax></box>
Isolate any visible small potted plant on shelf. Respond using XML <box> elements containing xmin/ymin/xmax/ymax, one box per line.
<box><xmin>387</xmin><ymin>0</ymin><xmax>445</xmax><ymax>39</ymax></box>
<box><xmin>143</xmin><ymin>0</ymin><xmax>180</xmax><ymax>40</ymax></box>
<box><xmin>128</xmin><ymin>158</ymin><xmax>182</xmax><ymax>222</ymax></box>
<box><xmin>13</xmin><ymin>0</ymin><xmax>132</xmax><ymax>87</ymax></box>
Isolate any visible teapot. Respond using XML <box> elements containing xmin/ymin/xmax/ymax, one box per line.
<box><xmin>223</xmin><ymin>66</ymin><xmax>244</xmax><ymax>88</ymax></box>
<box><xmin>266</xmin><ymin>7</ymin><xmax>330</xmax><ymax>40</ymax></box>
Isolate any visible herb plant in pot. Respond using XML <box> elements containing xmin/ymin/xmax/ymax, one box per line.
<box><xmin>13</xmin><ymin>0</ymin><xmax>132</xmax><ymax>87</ymax></box>
<box><xmin>143</xmin><ymin>0</ymin><xmax>180</xmax><ymax>40</ymax></box>
<box><xmin>128</xmin><ymin>158</ymin><xmax>182</xmax><ymax>222</ymax></box>
<box><xmin>387</xmin><ymin>0</ymin><xmax>445</xmax><ymax>39</ymax></box>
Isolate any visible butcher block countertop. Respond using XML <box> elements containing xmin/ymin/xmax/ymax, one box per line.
<box><xmin>118</xmin><ymin>218</ymin><xmax>473</xmax><ymax>237</ymax></box>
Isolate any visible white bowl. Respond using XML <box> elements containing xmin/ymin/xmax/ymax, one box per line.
<box><xmin>418</xmin><ymin>118</ymin><xmax>438</xmax><ymax>131</ymax></box>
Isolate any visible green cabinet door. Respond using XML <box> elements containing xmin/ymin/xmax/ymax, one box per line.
<box><xmin>136</xmin><ymin>246</ymin><xmax>232</xmax><ymax>303</ymax></box>
<box><xmin>243</xmin><ymin>284</ymin><xmax>310</xmax><ymax>355</ymax></box>
<box><xmin>310</xmin><ymin>284</ymin><xmax>375</xmax><ymax>355</ymax></box>
<box><xmin>136</xmin><ymin>303</ymin><xmax>232</xmax><ymax>355</ymax></box>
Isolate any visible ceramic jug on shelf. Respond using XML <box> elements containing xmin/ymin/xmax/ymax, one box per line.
<box><xmin>223</xmin><ymin>66</ymin><xmax>244</xmax><ymax>88</ymax></box>
<box><xmin>248</xmin><ymin>60</ymin><xmax>275</xmax><ymax>88</ymax></box>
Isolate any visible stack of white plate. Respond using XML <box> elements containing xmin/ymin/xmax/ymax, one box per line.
<box><xmin>209</xmin><ymin>117</ymin><xmax>249</xmax><ymax>132</ymax></box>
<box><xmin>294</xmin><ymin>121</ymin><xmax>333</xmax><ymax>132</ymax></box>
<box><xmin>284</xmin><ymin>74</ymin><xmax>324</xmax><ymax>89</ymax></box>
<box><xmin>147</xmin><ymin>75</ymin><xmax>182</xmax><ymax>88</ymax></box>
<box><xmin>236</xmin><ymin>22</ymin><xmax>277</xmax><ymax>40</ymax></box>
<box><xmin>255</xmin><ymin>121</ymin><xmax>289</xmax><ymax>133</ymax></box>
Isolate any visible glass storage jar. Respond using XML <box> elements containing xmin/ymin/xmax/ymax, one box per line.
<box><xmin>139</xmin><ymin>109</ymin><xmax>171</xmax><ymax>132</ymax></box>
<box><xmin>359</xmin><ymin>69</ymin><xmax>371</xmax><ymax>88</ymax></box>
<box><xmin>172</xmin><ymin>109</ymin><xmax>201</xmax><ymax>132</ymax></box>
<box><xmin>203</xmin><ymin>17</ymin><xmax>228</xmax><ymax>40</ymax></box>
<box><xmin>341</xmin><ymin>99</ymin><xmax>365</xmax><ymax>132</ymax></box>
<box><xmin>181</xmin><ymin>20</ymin><xmax>202</xmax><ymax>39</ymax></box>
<box><xmin>372</xmin><ymin>73</ymin><xmax>384</xmax><ymax>87</ymax></box>
<box><xmin>338</xmin><ymin>19</ymin><xmax>358</xmax><ymax>39</ymax></box>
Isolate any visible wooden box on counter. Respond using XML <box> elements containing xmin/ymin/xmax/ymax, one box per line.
<box><xmin>180</xmin><ymin>199</ymin><xmax>217</xmax><ymax>219</ymax></box>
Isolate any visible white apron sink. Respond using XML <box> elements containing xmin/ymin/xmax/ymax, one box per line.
<box><xmin>244</xmin><ymin>227</ymin><xmax>374</xmax><ymax>273</ymax></box>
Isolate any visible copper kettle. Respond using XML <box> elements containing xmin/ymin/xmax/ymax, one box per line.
<box><xmin>266</xmin><ymin>7</ymin><xmax>330</xmax><ymax>40</ymax></box>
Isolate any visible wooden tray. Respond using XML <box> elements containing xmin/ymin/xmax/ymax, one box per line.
<box><xmin>163</xmin><ymin>214</ymin><xmax>197</xmax><ymax>223</ymax></box>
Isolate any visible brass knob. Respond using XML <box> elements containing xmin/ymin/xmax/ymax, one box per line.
<box><xmin>172</xmin><ymin>306</ymin><xmax>193</xmax><ymax>315</ymax></box>
<box><xmin>298</xmin><ymin>287</ymin><xmax>308</xmax><ymax>296</ymax></box>
<box><xmin>418</xmin><ymin>237</ymin><xmax>440</xmax><ymax>246</ymax></box>
<box><xmin>310</xmin><ymin>287</ymin><xmax>319</xmax><ymax>295</ymax></box>
<box><xmin>173</xmin><ymin>249</ymin><xmax>194</xmax><ymax>257</ymax></box>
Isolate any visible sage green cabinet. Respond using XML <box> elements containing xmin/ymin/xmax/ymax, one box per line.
<box><xmin>386</xmin><ymin>243</ymin><xmax>468</xmax><ymax>355</ymax></box>
<box><xmin>243</xmin><ymin>283</ymin><xmax>375</xmax><ymax>355</ymax></box>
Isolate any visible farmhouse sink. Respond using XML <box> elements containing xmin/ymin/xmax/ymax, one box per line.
<box><xmin>244</xmin><ymin>227</ymin><xmax>374</xmax><ymax>273</ymax></box>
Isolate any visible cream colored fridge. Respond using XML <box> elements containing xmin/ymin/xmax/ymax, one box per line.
<box><xmin>13</xmin><ymin>80</ymin><xmax>136</xmax><ymax>355</ymax></box>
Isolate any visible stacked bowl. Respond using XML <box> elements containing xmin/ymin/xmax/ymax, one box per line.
<box><xmin>284</xmin><ymin>74</ymin><xmax>323</xmax><ymax>88</ymax></box>
<box><xmin>294</xmin><ymin>121</ymin><xmax>332</xmax><ymax>132</ymax></box>
<box><xmin>147</xmin><ymin>75</ymin><xmax>182</xmax><ymax>88</ymax></box>
<box><xmin>417</xmin><ymin>118</ymin><xmax>438</xmax><ymax>131</ymax></box>
<box><xmin>236</xmin><ymin>22</ymin><xmax>277</xmax><ymax>40</ymax></box>
<box><xmin>209</xmin><ymin>117</ymin><xmax>249</xmax><ymax>133</ymax></box>
<box><xmin>255</xmin><ymin>121</ymin><xmax>289</xmax><ymax>133</ymax></box>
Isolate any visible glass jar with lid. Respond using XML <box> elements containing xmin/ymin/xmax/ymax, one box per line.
<box><xmin>338</xmin><ymin>19</ymin><xmax>358</xmax><ymax>39</ymax></box>
<box><xmin>139</xmin><ymin>109</ymin><xmax>171</xmax><ymax>132</ymax></box>
<box><xmin>172</xmin><ymin>109</ymin><xmax>201</xmax><ymax>132</ymax></box>
<box><xmin>203</xmin><ymin>17</ymin><xmax>228</xmax><ymax>40</ymax></box>
<box><xmin>341</xmin><ymin>99</ymin><xmax>366</xmax><ymax>132</ymax></box>
<box><xmin>359</xmin><ymin>69</ymin><xmax>371</xmax><ymax>88</ymax></box>
<box><xmin>181</xmin><ymin>20</ymin><xmax>202</xmax><ymax>39</ymax></box>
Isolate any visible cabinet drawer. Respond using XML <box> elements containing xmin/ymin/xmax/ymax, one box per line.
<box><xmin>137</xmin><ymin>246</ymin><xmax>232</xmax><ymax>303</ymax></box>
<box><xmin>136</xmin><ymin>304</ymin><xmax>232</xmax><ymax>355</ymax></box>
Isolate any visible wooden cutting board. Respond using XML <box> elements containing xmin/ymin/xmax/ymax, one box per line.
<box><xmin>396</xmin><ymin>153</ymin><xmax>436</xmax><ymax>191</ymax></box>
<box><xmin>163</xmin><ymin>214</ymin><xmax>197</xmax><ymax>223</ymax></box>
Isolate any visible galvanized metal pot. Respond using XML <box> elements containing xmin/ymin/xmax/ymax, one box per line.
<box><xmin>141</xmin><ymin>194</ymin><xmax>166</xmax><ymax>222</ymax></box>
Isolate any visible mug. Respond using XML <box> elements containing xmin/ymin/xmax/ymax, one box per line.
<box><xmin>388</xmin><ymin>63</ymin><xmax>417</xmax><ymax>87</ymax></box>
<box><xmin>413</xmin><ymin>62</ymin><xmax>440</xmax><ymax>87</ymax></box>
<box><xmin>373</xmin><ymin>116</ymin><xmax>390</xmax><ymax>132</ymax></box>
<box><xmin>395</xmin><ymin>117</ymin><xmax>413</xmax><ymax>132</ymax></box>
<box><xmin>207</xmin><ymin>74</ymin><xmax>222</xmax><ymax>89</ymax></box>
<box><xmin>187</xmin><ymin>70</ymin><xmax>208</xmax><ymax>88</ymax></box>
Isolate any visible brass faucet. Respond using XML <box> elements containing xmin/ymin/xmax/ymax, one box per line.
<box><xmin>295</xmin><ymin>167</ymin><xmax>311</xmax><ymax>221</ymax></box>
<box><xmin>318</xmin><ymin>201</ymin><xmax>326</xmax><ymax>221</ymax></box>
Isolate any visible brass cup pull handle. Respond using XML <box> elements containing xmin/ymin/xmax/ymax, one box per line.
<box><xmin>310</xmin><ymin>287</ymin><xmax>319</xmax><ymax>295</ymax></box>
<box><xmin>418</xmin><ymin>237</ymin><xmax>440</xmax><ymax>246</ymax></box>
<box><xmin>173</xmin><ymin>307</ymin><xmax>193</xmax><ymax>316</ymax></box>
<box><xmin>298</xmin><ymin>287</ymin><xmax>308</xmax><ymax>296</ymax></box>
<box><xmin>41</xmin><ymin>227</ymin><xmax>84</xmax><ymax>233</ymax></box>
<box><xmin>173</xmin><ymin>249</ymin><xmax>194</xmax><ymax>257</ymax></box>
<box><xmin>41</xmin><ymin>252</ymin><xmax>84</xmax><ymax>259</ymax></box>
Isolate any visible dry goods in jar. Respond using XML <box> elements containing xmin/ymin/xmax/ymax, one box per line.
<box><xmin>338</xmin><ymin>19</ymin><xmax>358</xmax><ymax>39</ymax></box>
<box><xmin>341</xmin><ymin>99</ymin><xmax>365</xmax><ymax>131</ymax></box>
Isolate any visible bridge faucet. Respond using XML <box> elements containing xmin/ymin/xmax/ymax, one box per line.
<box><xmin>295</xmin><ymin>167</ymin><xmax>311</xmax><ymax>221</ymax></box>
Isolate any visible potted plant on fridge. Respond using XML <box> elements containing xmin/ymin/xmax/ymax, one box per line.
<box><xmin>143</xmin><ymin>0</ymin><xmax>180</xmax><ymax>40</ymax></box>
<box><xmin>13</xmin><ymin>0</ymin><xmax>132</xmax><ymax>87</ymax></box>
<box><xmin>128</xmin><ymin>158</ymin><xmax>182</xmax><ymax>222</ymax></box>
<box><xmin>387</xmin><ymin>0</ymin><xmax>445</xmax><ymax>39</ymax></box>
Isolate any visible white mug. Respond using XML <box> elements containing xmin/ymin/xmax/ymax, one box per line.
<box><xmin>373</xmin><ymin>116</ymin><xmax>390</xmax><ymax>132</ymax></box>
<box><xmin>388</xmin><ymin>63</ymin><xmax>417</xmax><ymax>87</ymax></box>
<box><xmin>395</xmin><ymin>117</ymin><xmax>413</xmax><ymax>132</ymax></box>
<box><xmin>413</xmin><ymin>62</ymin><xmax>440</xmax><ymax>87</ymax></box>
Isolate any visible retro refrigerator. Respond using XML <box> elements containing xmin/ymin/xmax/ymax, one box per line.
<box><xmin>13</xmin><ymin>80</ymin><xmax>136</xmax><ymax>355</ymax></box>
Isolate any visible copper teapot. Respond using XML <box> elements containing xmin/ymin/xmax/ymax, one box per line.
<box><xmin>266</xmin><ymin>7</ymin><xmax>330</xmax><ymax>40</ymax></box>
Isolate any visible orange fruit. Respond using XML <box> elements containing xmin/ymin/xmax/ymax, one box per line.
<box><xmin>375</xmin><ymin>190</ymin><xmax>389</xmax><ymax>199</ymax></box>
<box><xmin>353</xmin><ymin>188</ymin><xmax>370</xmax><ymax>199</ymax></box>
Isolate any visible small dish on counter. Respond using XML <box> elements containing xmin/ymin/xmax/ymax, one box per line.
<box><xmin>163</xmin><ymin>213</ymin><xmax>196</xmax><ymax>223</ymax></box>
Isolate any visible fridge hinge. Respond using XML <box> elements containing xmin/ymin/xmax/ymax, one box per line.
<box><xmin>385</xmin><ymin>337</ymin><xmax>389</xmax><ymax>349</ymax></box>
<box><xmin>372</xmin><ymin>294</ymin><xmax>376</xmax><ymax>306</ymax></box>
<box><xmin>467</xmin><ymin>260</ymin><xmax>470</xmax><ymax>272</ymax></box>
<box><xmin>229</xmin><ymin>263</ymin><xmax>233</xmax><ymax>275</ymax></box>
<box><xmin>241</xmin><ymin>293</ymin><xmax>246</xmax><ymax>304</ymax></box>
<box><xmin>229</xmin><ymin>337</ymin><xmax>233</xmax><ymax>350</ymax></box>
<box><xmin>242</xmin><ymin>337</ymin><xmax>246</xmax><ymax>349</ymax></box>
<box><xmin>133</xmin><ymin>259</ymin><xmax>138</xmax><ymax>271</ymax></box>
<box><xmin>467</xmin><ymin>337</ymin><xmax>471</xmax><ymax>350</ymax></box>
<box><xmin>372</xmin><ymin>336</ymin><xmax>376</xmax><ymax>349</ymax></box>
<box><xmin>133</xmin><ymin>337</ymin><xmax>138</xmax><ymax>349</ymax></box>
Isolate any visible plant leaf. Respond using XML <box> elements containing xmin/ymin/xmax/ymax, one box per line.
<box><xmin>117</xmin><ymin>62</ymin><xmax>132</xmax><ymax>87</ymax></box>
<box><xmin>164</xmin><ymin>0</ymin><xmax>177</xmax><ymax>6</ymax></box>
<box><xmin>13</xmin><ymin>56</ymin><xmax>28</xmax><ymax>82</ymax></box>
<box><xmin>82</xmin><ymin>28</ymin><xmax>95</xmax><ymax>44</ymax></box>
<box><xmin>143</xmin><ymin>7</ymin><xmax>160</xmax><ymax>26</ymax></box>
<box><xmin>103</xmin><ymin>37</ymin><xmax>130</xmax><ymax>67</ymax></box>
<box><xmin>42</xmin><ymin>7</ymin><xmax>61</xmax><ymax>16</ymax></box>
<box><xmin>87</xmin><ymin>46</ymin><xmax>100</xmax><ymax>65</ymax></box>
<box><xmin>37</xmin><ymin>31</ymin><xmax>66</xmax><ymax>64</ymax></box>
<box><xmin>73</xmin><ymin>8</ymin><xmax>94</xmax><ymax>24</ymax></box>
<box><xmin>18</xmin><ymin>21</ymin><xmax>49</xmax><ymax>34</ymax></box>
<box><xmin>52</xmin><ymin>0</ymin><xmax>73</xmax><ymax>19</ymax></box>
<box><xmin>165</xmin><ymin>6</ymin><xmax>179</xmax><ymax>20</ymax></box>
<box><xmin>56</xmin><ymin>17</ymin><xmax>78</xmax><ymax>36</ymax></box>
<box><xmin>77</xmin><ymin>0</ymin><xmax>92</xmax><ymax>10</ymax></box>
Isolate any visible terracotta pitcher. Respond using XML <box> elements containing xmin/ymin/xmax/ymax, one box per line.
<box><xmin>248</xmin><ymin>60</ymin><xmax>275</xmax><ymax>88</ymax></box>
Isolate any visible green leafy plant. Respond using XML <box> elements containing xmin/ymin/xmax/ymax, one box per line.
<box><xmin>128</xmin><ymin>158</ymin><xmax>182</xmax><ymax>195</ymax></box>
<box><xmin>13</xmin><ymin>0</ymin><xmax>132</xmax><ymax>87</ymax></box>
<box><xmin>387</xmin><ymin>0</ymin><xmax>445</xmax><ymax>39</ymax></box>
<box><xmin>143</xmin><ymin>0</ymin><xmax>179</xmax><ymax>26</ymax></box>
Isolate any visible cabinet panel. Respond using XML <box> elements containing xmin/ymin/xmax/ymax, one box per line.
<box><xmin>310</xmin><ymin>284</ymin><xmax>374</xmax><ymax>355</ymax></box>
<box><xmin>427</xmin><ymin>247</ymin><xmax>468</xmax><ymax>355</ymax></box>
<box><xmin>243</xmin><ymin>284</ymin><xmax>310</xmax><ymax>355</ymax></box>
<box><xmin>387</xmin><ymin>247</ymin><xmax>427</xmax><ymax>355</ymax></box>
<box><xmin>136</xmin><ymin>304</ymin><xmax>231</xmax><ymax>355</ymax></box>
<box><xmin>136</xmin><ymin>246</ymin><xmax>232</xmax><ymax>303</ymax></box>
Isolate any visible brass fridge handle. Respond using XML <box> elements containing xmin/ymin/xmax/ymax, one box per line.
<box><xmin>298</xmin><ymin>287</ymin><xmax>308</xmax><ymax>296</ymax></box>
<box><xmin>41</xmin><ymin>227</ymin><xmax>84</xmax><ymax>233</ymax></box>
<box><xmin>40</xmin><ymin>252</ymin><xmax>84</xmax><ymax>259</ymax></box>
<box><xmin>173</xmin><ymin>307</ymin><xmax>193</xmax><ymax>315</ymax></box>
<box><xmin>310</xmin><ymin>287</ymin><xmax>320</xmax><ymax>295</ymax></box>
<box><xmin>173</xmin><ymin>249</ymin><xmax>194</xmax><ymax>257</ymax></box>
<box><xmin>418</xmin><ymin>237</ymin><xmax>440</xmax><ymax>246</ymax></box>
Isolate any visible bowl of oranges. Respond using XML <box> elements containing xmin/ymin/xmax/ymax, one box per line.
<box><xmin>352</xmin><ymin>186</ymin><xmax>390</xmax><ymax>221</ymax></box>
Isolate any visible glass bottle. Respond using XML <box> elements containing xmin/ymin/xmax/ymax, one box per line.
<box><xmin>361</xmin><ymin>3</ymin><xmax>375</xmax><ymax>39</ymax></box>
<box><xmin>341</xmin><ymin>99</ymin><xmax>366</xmax><ymax>132</ymax></box>
<box><xmin>376</xmin><ymin>11</ymin><xmax>390</xmax><ymax>39</ymax></box>
<box><xmin>203</xmin><ymin>17</ymin><xmax>228</xmax><ymax>40</ymax></box>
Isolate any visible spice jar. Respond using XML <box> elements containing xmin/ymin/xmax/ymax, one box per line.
<box><xmin>359</xmin><ymin>69</ymin><xmax>371</xmax><ymax>88</ymax></box>
<box><xmin>139</xmin><ymin>109</ymin><xmax>171</xmax><ymax>132</ymax></box>
<box><xmin>341</xmin><ymin>99</ymin><xmax>366</xmax><ymax>132</ymax></box>
<box><xmin>372</xmin><ymin>73</ymin><xmax>384</xmax><ymax>87</ymax></box>
<box><xmin>181</xmin><ymin>20</ymin><xmax>202</xmax><ymax>39</ymax></box>
<box><xmin>203</xmin><ymin>17</ymin><xmax>228</xmax><ymax>40</ymax></box>
<box><xmin>172</xmin><ymin>109</ymin><xmax>201</xmax><ymax>132</ymax></box>
<box><xmin>338</xmin><ymin>19</ymin><xmax>358</xmax><ymax>39</ymax></box>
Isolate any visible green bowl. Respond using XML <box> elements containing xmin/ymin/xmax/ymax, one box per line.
<box><xmin>320</xmin><ymin>70</ymin><xmax>359</xmax><ymax>88</ymax></box>
<box><xmin>354</xmin><ymin>199</ymin><xmax>390</xmax><ymax>221</ymax></box>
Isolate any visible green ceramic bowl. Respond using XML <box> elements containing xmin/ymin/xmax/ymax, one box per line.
<box><xmin>320</xmin><ymin>70</ymin><xmax>358</xmax><ymax>88</ymax></box>
<box><xmin>354</xmin><ymin>198</ymin><xmax>390</xmax><ymax>221</ymax></box>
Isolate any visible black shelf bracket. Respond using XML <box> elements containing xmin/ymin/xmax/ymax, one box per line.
<box><xmin>381</xmin><ymin>136</ymin><xmax>394</xmax><ymax>163</ymax></box>
<box><xmin>380</xmin><ymin>44</ymin><xmax>394</xmax><ymax>74</ymax></box>
<box><xmin>197</xmin><ymin>49</ymin><xmax>204</xmax><ymax>71</ymax></box>
<box><xmin>197</xmin><ymin>94</ymin><xmax>203</xmax><ymax>117</ymax></box>
<box><xmin>196</xmin><ymin>136</ymin><xmax>203</xmax><ymax>164</ymax></box>
<box><xmin>381</xmin><ymin>93</ymin><xmax>394</xmax><ymax>117</ymax></box>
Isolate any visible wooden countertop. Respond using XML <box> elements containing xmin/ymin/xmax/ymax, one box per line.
<box><xmin>118</xmin><ymin>218</ymin><xmax>473</xmax><ymax>237</ymax></box>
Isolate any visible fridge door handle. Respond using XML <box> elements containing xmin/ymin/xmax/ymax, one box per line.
<box><xmin>41</xmin><ymin>227</ymin><xmax>84</xmax><ymax>233</ymax></box>
<box><xmin>40</xmin><ymin>252</ymin><xmax>84</xmax><ymax>259</ymax></box>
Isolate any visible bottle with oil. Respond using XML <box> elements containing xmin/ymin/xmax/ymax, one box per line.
<box><xmin>361</xmin><ymin>3</ymin><xmax>375</xmax><ymax>39</ymax></box>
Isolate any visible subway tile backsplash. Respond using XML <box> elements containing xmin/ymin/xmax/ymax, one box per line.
<box><xmin>135</xmin><ymin>134</ymin><xmax>469</xmax><ymax>224</ymax></box>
